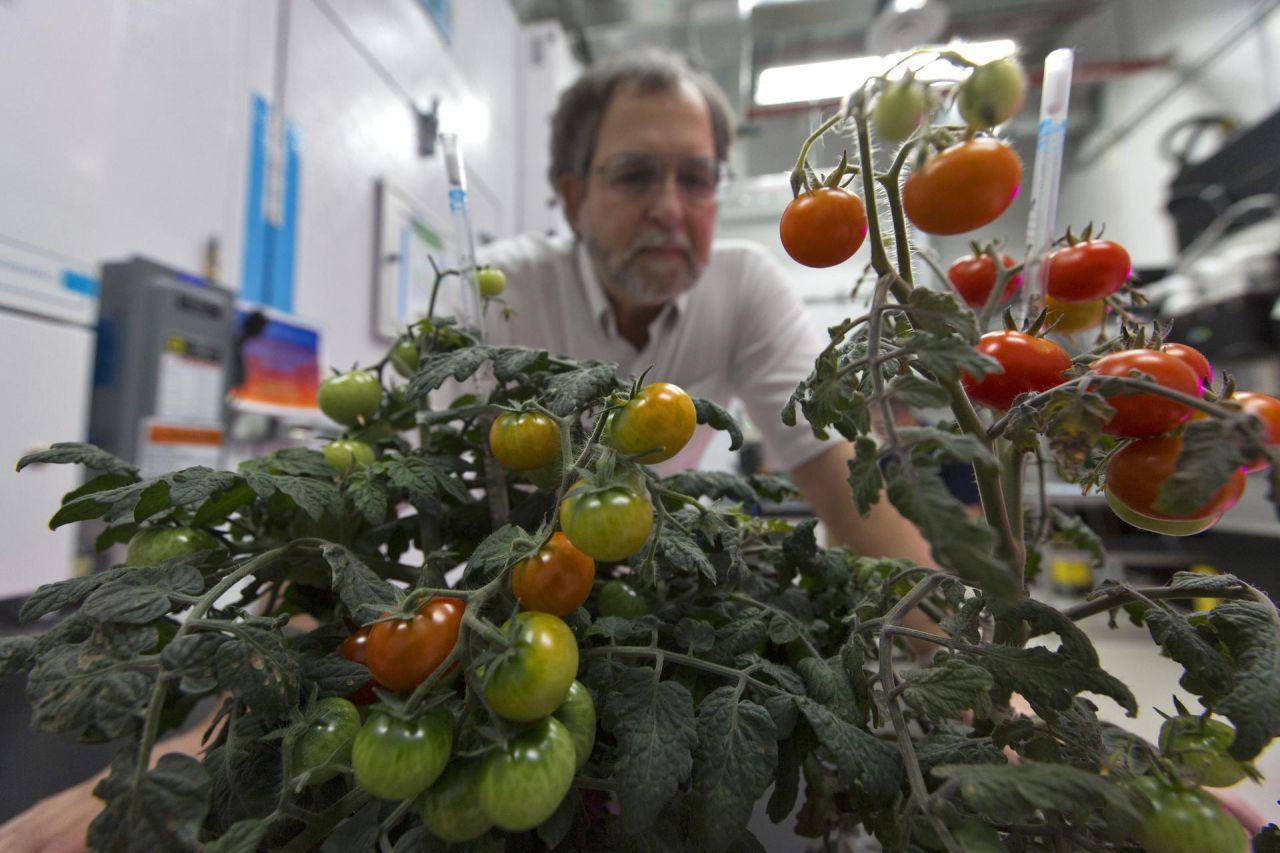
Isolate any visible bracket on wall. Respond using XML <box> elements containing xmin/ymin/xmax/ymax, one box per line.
<box><xmin>417</xmin><ymin>97</ymin><xmax>441</xmax><ymax>157</ymax></box>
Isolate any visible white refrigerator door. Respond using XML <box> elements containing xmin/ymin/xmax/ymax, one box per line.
<box><xmin>0</xmin><ymin>312</ymin><xmax>94</xmax><ymax>600</ymax></box>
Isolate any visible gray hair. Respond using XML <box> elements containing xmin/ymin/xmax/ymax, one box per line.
<box><xmin>548</xmin><ymin>49</ymin><xmax>736</xmax><ymax>189</ymax></box>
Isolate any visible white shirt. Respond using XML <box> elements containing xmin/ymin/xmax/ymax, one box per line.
<box><xmin>469</xmin><ymin>233</ymin><xmax>836</xmax><ymax>474</ymax></box>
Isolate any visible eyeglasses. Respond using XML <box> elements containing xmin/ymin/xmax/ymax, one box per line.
<box><xmin>592</xmin><ymin>152</ymin><xmax>730</xmax><ymax>205</ymax></box>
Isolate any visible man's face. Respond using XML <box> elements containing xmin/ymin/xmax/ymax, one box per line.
<box><xmin>563</xmin><ymin>80</ymin><xmax>719</xmax><ymax>311</ymax></box>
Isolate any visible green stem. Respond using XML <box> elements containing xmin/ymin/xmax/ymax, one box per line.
<box><xmin>580</xmin><ymin>645</ymin><xmax>785</xmax><ymax>695</ymax></box>
<box><xmin>1063</xmin><ymin>582</ymin><xmax>1256</xmax><ymax>622</ymax></box>
<box><xmin>876</xmin><ymin>137</ymin><xmax>920</xmax><ymax>287</ymax></box>
<box><xmin>853</xmin><ymin>109</ymin><xmax>908</xmax><ymax>302</ymax></box>
<box><xmin>997</xmin><ymin>440</ymin><xmax>1027</xmax><ymax>593</ymax></box>
<box><xmin>790</xmin><ymin>113</ymin><xmax>847</xmax><ymax>190</ymax></box>
<box><xmin>942</xmin><ymin>379</ymin><xmax>1019</xmax><ymax>566</ymax></box>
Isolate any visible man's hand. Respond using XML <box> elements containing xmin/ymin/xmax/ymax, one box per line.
<box><xmin>0</xmin><ymin>773</ymin><xmax>103</xmax><ymax>853</ymax></box>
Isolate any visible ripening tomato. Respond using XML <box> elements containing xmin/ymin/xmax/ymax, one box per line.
<box><xmin>484</xmin><ymin>611</ymin><xmax>579</xmax><ymax>723</ymax></box>
<box><xmin>1161</xmin><ymin>343</ymin><xmax>1213</xmax><ymax>395</ymax></box>
<box><xmin>1129</xmin><ymin>777</ymin><xmax>1247</xmax><ymax>853</ymax></box>
<box><xmin>1046</xmin><ymin>296</ymin><xmax>1106</xmax><ymax>334</ymax></box>
<box><xmin>962</xmin><ymin>331</ymin><xmax>1072</xmax><ymax>411</ymax></box>
<box><xmin>512</xmin><ymin>532</ymin><xmax>595</xmax><ymax>616</ymax></box>
<box><xmin>478</xmin><ymin>717</ymin><xmax>577</xmax><ymax>832</ymax></box>
<box><xmin>902</xmin><ymin>139</ymin><xmax>1022</xmax><ymax>235</ymax></box>
<box><xmin>488</xmin><ymin>412</ymin><xmax>561</xmax><ymax>471</ymax></box>
<box><xmin>1047</xmin><ymin>240</ymin><xmax>1131</xmax><ymax>303</ymax></box>
<box><xmin>947</xmin><ymin>253</ymin><xmax>1021</xmax><ymax>308</ymax></box>
<box><xmin>605</xmin><ymin>381</ymin><xmax>697</xmax><ymax>464</ymax></box>
<box><xmin>553</xmin><ymin>680</ymin><xmax>597</xmax><ymax>769</ymax></box>
<box><xmin>1104</xmin><ymin>436</ymin><xmax>1246</xmax><ymax>536</ymax></box>
<box><xmin>1231</xmin><ymin>391</ymin><xmax>1280</xmax><ymax>472</ymax></box>
<box><xmin>596</xmin><ymin>579</ymin><xmax>649</xmax><ymax>618</ymax></box>
<box><xmin>957</xmin><ymin>57</ymin><xmax>1027</xmax><ymax>129</ymax></box>
<box><xmin>779</xmin><ymin>188</ymin><xmax>868</xmax><ymax>268</ymax></box>
<box><xmin>364</xmin><ymin>597</ymin><xmax>465</xmax><ymax>693</ymax></box>
<box><xmin>1091</xmin><ymin>349</ymin><xmax>1200</xmax><ymax>437</ymax></box>
<box><xmin>352</xmin><ymin>708</ymin><xmax>453</xmax><ymax>800</ymax></box>
<box><xmin>560</xmin><ymin>482</ymin><xmax>654</xmax><ymax>562</ymax></box>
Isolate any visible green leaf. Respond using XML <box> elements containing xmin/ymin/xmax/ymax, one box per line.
<box><xmin>887</xmin><ymin>373</ymin><xmax>951</xmax><ymax>408</ymax></box>
<box><xmin>915</xmin><ymin>730</ymin><xmax>1006</xmax><ymax>777</ymax></box>
<box><xmin>132</xmin><ymin>479</ymin><xmax>172</xmax><ymax>522</ymax></box>
<box><xmin>408</xmin><ymin>345</ymin><xmax>497</xmax><ymax>397</ymax></box>
<box><xmin>1169</xmin><ymin>570</ymin><xmax>1247</xmax><ymax>596</ymax></box>
<box><xmin>20</xmin><ymin>568</ymin><xmax>129</xmax><ymax>623</ymax></box>
<box><xmin>767</xmin><ymin>737</ymin><xmax>801</xmax><ymax>822</ymax></box>
<box><xmin>692</xmin><ymin>687</ymin><xmax>778</xmax><ymax>851</ymax></box>
<box><xmin>847</xmin><ymin>437</ymin><xmax>884</xmax><ymax>516</ymax></box>
<box><xmin>319</xmin><ymin>800</ymin><xmax>382</xmax><ymax>853</ymax></box>
<box><xmin>27</xmin><ymin>643</ymin><xmax>153</xmax><ymax>738</ymax></box>
<box><xmin>674</xmin><ymin>618</ymin><xmax>715</xmax><ymax>653</ymax></box>
<box><xmin>49</xmin><ymin>480</ymin><xmax>152</xmax><ymax>529</ymax></box>
<box><xmin>204</xmin><ymin>818</ymin><xmax>271</xmax><ymax>853</ymax></box>
<box><xmin>62</xmin><ymin>471</ymin><xmax>139</xmax><ymax>505</ymax></box>
<box><xmin>1206</xmin><ymin>600</ymin><xmax>1280</xmax><ymax>761</ymax></box>
<box><xmin>273</xmin><ymin>475</ymin><xmax>342</xmax><ymax>522</ymax></box>
<box><xmin>993</xmin><ymin>597</ymin><xmax>1101</xmax><ymax>667</ymax></box>
<box><xmin>301</xmin><ymin>654</ymin><xmax>370</xmax><ymax>698</ymax></box>
<box><xmin>0</xmin><ymin>635</ymin><xmax>35</xmax><ymax>676</ymax></box>
<box><xmin>82</xmin><ymin>584</ymin><xmax>173</xmax><ymax>624</ymax></box>
<box><xmin>747</xmin><ymin>473</ymin><xmax>798</xmax><ymax>503</ymax></box>
<box><xmin>544</xmin><ymin>361</ymin><xmax>618</xmax><ymax>416</ymax></box>
<box><xmin>492</xmin><ymin>346</ymin><xmax>550</xmax><ymax>381</ymax></box>
<box><xmin>603</xmin><ymin>667</ymin><xmax>698</xmax><ymax>832</ymax></box>
<box><xmin>901</xmin><ymin>653</ymin><xmax>994</xmax><ymax>720</ymax></box>
<box><xmin>714</xmin><ymin>616</ymin><xmax>768</xmax><ymax>657</ymax></box>
<box><xmin>907</xmin><ymin>287</ymin><xmax>980</xmax><ymax>343</ymax></box>
<box><xmin>796</xmin><ymin>698</ymin><xmax>903</xmax><ymax>800</ymax></box>
<box><xmin>322</xmin><ymin>544</ymin><xmax>401</xmax><ymax>621</ymax></box>
<box><xmin>896</xmin><ymin>426</ymin><xmax>995</xmax><ymax>468</ymax></box>
<box><xmin>1144</xmin><ymin>606</ymin><xmax>1233</xmax><ymax>698</ymax></box>
<box><xmin>260</xmin><ymin>447</ymin><xmax>334</xmax><ymax>478</ymax></box>
<box><xmin>1156</xmin><ymin>417</ymin><xmax>1261</xmax><ymax>516</ymax></box>
<box><xmin>536</xmin><ymin>789</ymin><xmax>578</xmax><ymax>850</ymax></box>
<box><xmin>381</xmin><ymin>454</ymin><xmax>470</xmax><ymax>509</ymax></box>
<box><xmin>767</xmin><ymin>613</ymin><xmax>800</xmax><ymax>645</ymax></box>
<box><xmin>662</xmin><ymin>470</ymin><xmax>759</xmax><ymax>505</ymax></box>
<box><xmin>587</xmin><ymin>615</ymin><xmax>654</xmax><ymax>642</ymax></box>
<box><xmin>193</xmin><ymin>480</ymin><xmax>256</xmax><ymax>528</ymax></box>
<box><xmin>88</xmin><ymin>753</ymin><xmax>211</xmax><ymax>852</ymax></box>
<box><xmin>693</xmin><ymin>397</ymin><xmax>743</xmax><ymax>451</ymax></box>
<box><xmin>165</xmin><ymin>467</ymin><xmax>242</xmax><ymax>508</ymax></box>
<box><xmin>910</xmin><ymin>335</ymin><xmax>1000</xmax><ymax>383</ymax></box>
<box><xmin>347</xmin><ymin>469</ymin><xmax>389</xmax><ymax>524</ymax></box>
<box><xmin>655</xmin><ymin>521</ymin><xmax>715</xmax><ymax>583</ymax></box>
<box><xmin>933</xmin><ymin>760</ymin><xmax>1140</xmax><ymax>825</ymax></box>
<box><xmin>18</xmin><ymin>441</ymin><xmax>138</xmax><ymax>476</ymax></box>
<box><xmin>214</xmin><ymin>625</ymin><xmax>300</xmax><ymax>716</ymax></box>
<box><xmin>975</xmin><ymin>645</ymin><xmax>1137</xmax><ymax>719</ymax></box>
<box><xmin>161</xmin><ymin>633</ymin><xmax>227</xmax><ymax>694</ymax></box>
<box><xmin>464</xmin><ymin>524</ymin><xmax>530</xmax><ymax>584</ymax></box>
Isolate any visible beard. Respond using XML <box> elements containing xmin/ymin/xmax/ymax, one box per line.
<box><xmin>583</xmin><ymin>230</ymin><xmax>704</xmax><ymax>309</ymax></box>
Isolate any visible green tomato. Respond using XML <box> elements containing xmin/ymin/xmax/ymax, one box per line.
<box><xmin>291</xmin><ymin>697</ymin><xmax>360</xmax><ymax>786</ymax></box>
<box><xmin>476</xmin><ymin>267</ymin><xmax>506</xmax><ymax>298</ymax></box>
<box><xmin>872</xmin><ymin>80</ymin><xmax>927</xmax><ymax>142</ymax></box>
<box><xmin>1104</xmin><ymin>488</ymin><xmax>1221</xmax><ymax>537</ymax></box>
<box><xmin>957</xmin><ymin>56</ymin><xmax>1027</xmax><ymax>129</ymax></box>
<box><xmin>1129</xmin><ymin>776</ymin><xmax>1246</xmax><ymax>853</ymax></box>
<box><xmin>352</xmin><ymin>708</ymin><xmax>453</xmax><ymax>800</ymax></box>
<box><xmin>322</xmin><ymin>439</ymin><xmax>375</xmax><ymax>475</ymax></box>
<box><xmin>484</xmin><ymin>612</ymin><xmax>578</xmax><ymax>723</ymax></box>
<box><xmin>317</xmin><ymin>370</ymin><xmax>382</xmax><ymax>427</ymax></box>
<box><xmin>419</xmin><ymin>756</ymin><xmax>494</xmax><ymax>843</ymax></box>
<box><xmin>1158</xmin><ymin>716</ymin><xmax>1250</xmax><ymax>788</ymax></box>
<box><xmin>478</xmin><ymin>717</ymin><xmax>577</xmax><ymax>832</ymax></box>
<box><xmin>389</xmin><ymin>338</ymin><xmax>419</xmax><ymax>379</ymax></box>
<box><xmin>124</xmin><ymin>526</ymin><xmax>220</xmax><ymax>567</ymax></box>
<box><xmin>553</xmin><ymin>680</ymin><xmax>596</xmax><ymax>769</ymax></box>
<box><xmin>559</xmin><ymin>484</ymin><xmax>654</xmax><ymax>563</ymax></box>
<box><xmin>596</xmin><ymin>580</ymin><xmax>649</xmax><ymax>619</ymax></box>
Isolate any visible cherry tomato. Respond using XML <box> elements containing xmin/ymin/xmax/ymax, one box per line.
<box><xmin>291</xmin><ymin>697</ymin><xmax>361</xmax><ymax>786</ymax></box>
<box><xmin>478</xmin><ymin>717</ymin><xmax>577</xmax><ymax>832</ymax></box>
<box><xmin>957</xmin><ymin>57</ymin><xmax>1027</xmax><ymax>128</ymax></box>
<box><xmin>903</xmin><ymin>139</ymin><xmax>1022</xmax><ymax>235</ymax></box>
<box><xmin>484</xmin><ymin>611</ymin><xmax>579</xmax><ymax>723</ymax></box>
<box><xmin>597</xmin><ymin>579</ymin><xmax>650</xmax><ymax>619</ymax></box>
<box><xmin>512</xmin><ymin>532</ymin><xmax>595</xmax><ymax>617</ymax></box>
<box><xmin>390</xmin><ymin>337</ymin><xmax>419</xmax><ymax>379</ymax></box>
<box><xmin>364</xmin><ymin>597</ymin><xmax>464</xmax><ymax>693</ymax></box>
<box><xmin>946</xmin><ymin>252</ymin><xmax>1021</xmax><ymax>308</ymax></box>
<box><xmin>553</xmin><ymin>680</ymin><xmax>597</xmax><ymax>769</ymax></box>
<box><xmin>488</xmin><ymin>412</ymin><xmax>561</xmax><ymax>472</ymax></box>
<box><xmin>872</xmin><ymin>80</ymin><xmax>927</xmax><ymax>142</ymax></box>
<box><xmin>779</xmin><ymin>188</ymin><xmax>868</xmax><ymax>268</ymax></box>
<box><xmin>1158</xmin><ymin>716</ymin><xmax>1250</xmax><ymax>788</ymax></box>
<box><xmin>352</xmin><ymin>708</ymin><xmax>453</xmax><ymax>800</ymax></box>
<box><xmin>1160</xmin><ymin>343</ymin><xmax>1213</xmax><ymax>395</ymax></box>
<box><xmin>559</xmin><ymin>483</ymin><xmax>654</xmax><ymax>562</ymax></box>
<box><xmin>476</xmin><ymin>267</ymin><xmax>506</xmax><ymax>298</ymax></box>
<box><xmin>419</xmin><ymin>755</ymin><xmax>494</xmax><ymax>843</ymax></box>
<box><xmin>1045</xmin><ymin>296</ymin><xmax>1105</xmax><ymax>334</ymax></box>
<box><xmin>1231</xmin><ymin>391</ymin><xmax>1280</xmax><ymax>472</ymax></box>
<box><xmin>1129</xmin><ymin>777</ymin><xmax>1246</xmax><ymax>853</ymax></box>
<box><xmin>1091</xmin><ymin>349</ymin><xmax>1200</xmax><ymax>437</ymax></box>
<box><xmin>322</xmin><ymin>439</ymin><xmax>375</xmax><ymax>475</ymax></box>
<box><xmin>317</xmin><ymin>370</ymin><xmax>382</xmax><ymax>427</ymax></box>
<box><xmin>1104</xmin><ymin>436</ymin><xmax>1246</xmax><ymax>535</ymax></box>
<box><xmin>1047</xmin><ymin>240</ymin><xmax>1131</xmax><ymax>303</ymax></box>
<box><xmin>605</xmin><ymin>381</ymin><xmax>697</xmax><ymax>464</ymax></box>
<box><xmin>124</xmin><ymin>526</ymin><xmax>221</xmax><ymax>567</ymax></box>
<box><xmin>962</xmin><ymin>331</ymin><xmax>1071</xmax><ymax>411</ymax></box>
<box><xmin>338</xmin><ymin>628</ymin><xmax>382</xmax><ymax>706</ymax></box>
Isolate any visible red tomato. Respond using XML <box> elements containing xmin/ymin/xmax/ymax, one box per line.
<box><xmin>1046</xmin><ymin>240</ymin><xmax>1131</xmax><ymax>303</ymax></box>
<box><xmin>1045</xmin><ymin>296</ymin><xmax>1105</xmax><ymax>334</ymax></box>
<box><xmin>511</xmin><ymin>532</ymin><xmax>596</xmax><ymax>617</ymax></box>
<box><xmin>338</xmin><ymin>626</ymin><xmax>381</xmax><ymax>705</ymax></box>
<box><xmin>1232</xmin><ymin>391</ymin><xmax>1280</xmax><ymax>472</ymax></box>
<box><xmin>1091</xmin><ymin>350</ymin><xmax>1200</xmax><ymax>438</ymax></box>
<box><xmin>962</xmin><ymin>331</ymin><xmax>1072</xmax><ymax>411</ymax></box>
<box><xmin>1161</xmin><ymin>343</ymin><xmax>1213</xmax><ymax>395</ymax></box>
<box><xmin>1106</xmin><ymin>436</ymin><xmax>1246</xmax><ymax>533</ymax></box>
<box><xmin>364</xmin><ymin>597</ymin><xmax>465</xmax><ymax>693</ymax></box>
<box><xmin>946</xmin><ymin>253</ymin><xmax>1021</xmax><ymax>308</ymax></box>
<box><xmin>779</xmin><ymin>188</ymin><xmax>868</xmax><ymax>268</ymax></box>
<box><xmin>902</xmin><ymin>139</ymin><xmax>1022</xmax><ymax>235</ymax></box>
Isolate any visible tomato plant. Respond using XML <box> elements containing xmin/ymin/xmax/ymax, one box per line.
<box><xmin>779</xmin><ymin>188</ymin><xmax>868</xmax><ymax>268</ymax></box>
<box><xmin>962</xmin><ymin>331</ymin><xmax>1071</xmax><ymax>411</ymax></box>
<box><xmin>1047</xmin><ymin>239</ymin><xmax>1131</xmax><ymax>303</ymax></box>
<box><xmin>290</xmin><ymin>697</ymin><xmax>361</xmax><ymax>786</ymax></box>
<box><xmin>1091</xmin><ymin>349</ymin><xmax>1200</xmax><ymax>437</ymax></box>
<box><xmin>512</xmin><ymin>531</ymin><xmax>595</xmax><ymax>616</ymax></box>
<box><xmin>947</xmin><ymin>252</ymin><xmax>1021</xmax><ymax>308</ymax></box>
<box><xmin>872</xmin><ymin>79</ymin><xmax>926</xmax><ymax>142</ymax></box>
<box><xmin>478</xmin><ymin>717</ymin><xmax>577</xmax><ymax>832</ymax></box>
<box><xmin>322</xmin><ymin>439</ymin><xmax>375</xmax><ymax>475</ymax></box>
<box><xmin>489</xmin><ymin>411</ymin><xmax>561</xmax><ymax>471</ymax></box>
<box><xmin>390</xmin><ymin>337</ymin><xmax>419</xmax><ymax>379</ymax></box>
<box><xmin>1045</xmin><ymin>295</ymin><xmax>1105</xmax><ymax>333</ymax></box>
<box><xmin>352</xmin><ymin>708</ymin><xmax>453</xmax><ymax>800</ymax></box>
<box><xmin>957</xmin><ymin>57</ymin><xmax>1027</xmax><ymax>129</ymax></box>
<box><xmin>364</xmin><ymin>597</ymin><xmax>465</xmax><ymax>693</ymax></box>
<box><xmin>1231</xmin><ymin>391</ymin><xmax>1280</xmax><ymax>472</ymax></box>
<box><xmin>597</xmin><ymin>579</ymin><xmax>649</xmax><ymax>618</ymax></box>
<box><xmin>1158</xmin><ymin>715</ymin><xmax>1250</xmax><ymax>787</ymax></box>
<box><xmin>605</xmin><ymin>381</ymin><xmax>697</xmax><ymax>464</ymax></box>
<box><xmin>1129</xmin><ymin>777</ymin><xmax>1246</xmax><ymax>853</ymax></box>
<box><xmin>419</xmin><ymin>756</ymin><xmax>494</xmax><ymax>843</ymax></box>
<box><xmin>124</xmin><ymin>526</ymin><xmax>220</xmax><ymax>567</ymax></box>
<box><xmin>559</xmin><ymin>482</ymin><xmax>654</xmax><ymax>562</ymax></box>
<box><xmin>484</xmin><ymin>611</ymin><xmax>578</xmax><ymax>722</ymax></box>
<box><xmin>553</xmin><ymin>680</ymin><xmax>597</xmax><ymax>769</ymax></box>
<box><xmin>902</xmin><ymin>138</ymin><xmax>1022</xmax><ymax>235</ymax></box>
<box><xmin>1104</xmin><ymin>436</ymin><xmax>1245</xmax><ymax>535</ymax></box>
<box><xmin>317</xmin><ymin>370</ymin><xmax>382</xmax><ymax>426</ymax></box>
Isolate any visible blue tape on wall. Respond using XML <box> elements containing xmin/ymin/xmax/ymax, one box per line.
<box><xmin>270</xmin><ymin>121</ymin><xmax>301</xmax><ymax>314</ymax></box>
<box><xmin>241</xmin><ymin>94</ymin><xmax>300</xmax><ymax>314</ymax></box>
<box><xmin>241</xmin><ymin>94</ymin><xmax>269</xmax><ymax>305</ymax></box>
<box><xmin>60</xmin><ymin>270</ymin><xmax>98</xmax><ymax>296</ymax></box>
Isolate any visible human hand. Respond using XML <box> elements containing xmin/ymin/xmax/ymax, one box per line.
<box><xmin>0</xmin><ymin>772</ymin><xmax>103</xmax><ymax>853</ymax></box>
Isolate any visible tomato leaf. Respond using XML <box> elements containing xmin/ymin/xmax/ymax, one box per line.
<box><xmin>901</xmin><ymin>653</ymin><xmax>994</xmax><ymax>721</ymax></box>
<box><xmin>27</xmin><ymin>640</ymin><xmax>153</xmax><ymax>738</ymax></box>
<box><xmin>543</xmin><ymin>361</ymin><xmax>618</xmax><ymax>416</ymax></box>
<box><xmin>492</xmin><ymin>346</ymin><xmax>551</xmax><ymax>382</ymax></box>
<box><xmin>81</xmin><ymin>563</ymin><xmax>204</xmax><ymax>624</ymax></box>
<box><xmin>586</xmin><ymin>615</ymin><xmax>653</xmax><ymax>642</ymax></box>
<box><xmin>692</xmin><ymin>396</ymin><xmax>743</xmax><ymax>451</ymax></box>
<box><xmin>88</xmin><ymin>752</ymin><xmax>211</xmax><ymax>852</ymax></box>
<box><xmin>214</xmin><ymin>625</ymin><xmax>300</xmax><ymax>717</ymax></box>
<box><xmin>714</xmin><ymin>615</ymin><xmax>768</xmax><ymax>657</ymax></box>
<box><xmin>132</xmin><ymin>479</ymin><xmax>172</xmax><ymax>522</ymax></box>
<box><xmin>654</xmin><ymin>520</ymin><xmax>715</xmax><ymax>583</ymax></box>
<box><xmin>20</xmin><ymin>566</ymin><xmax>132</xmax><ymax>623</ymax></box>
<box><xmin>796</xmin><ymin>697</ymin><xmax>903</xmax><ymax>801</ymax></box>
<box><xmin>0</xmin><ymin>635</ymin><xmax>35</xmax><ymax>676</ymax></box>
<box><xmin>463</xmin><ymin>524</ymin><xmax>531</xmax><ymax>584</ymax></box>
<box><xmin>322</xmin><ymin>544</ymin><xmax>400</xmax><ymax>620</ymax></box>
<box><xmin>61</xmin><ymin>471</ymin><xmax>139</xmax><ymax>505</ymax></box>
<box><xmin>1142</xmin><ymin>605</ymin><xmax>1233</xmax><ymax>698</ymax></box>
<box><xmin>662</xmin><ymin>470</ymin><xmax>759</xmax><ymax>505</ymax></box>
<box><xmin>17</xmin><ymin>441</ymin><xmax>139</xmax><ymax>476</ymax></box>
<box><xmin>49</xmin><ymin>479</ymin><xmax>153</xmax><ymax>529</ymax></box>
<box><xmin>910</xmin><ymin>334</ymin><xmax>1001</xmax><ymax>383</ymax></box>
<box><xmin>161</xmin><ymin>633</ymin><xmax>228</xmax><ymax>694</ymax></box>
<box><xmin>691</xmin><ymin>687</ymin><xmax>778</xmax><ymax>851</ymax></box>
<box><xmin>193</xmin><ymin>480</ymin><xmax>257</xmax><ymax>528</ymax></box>
<box><xmin>259</xmin><ymin>447</ymin><xmax>334</xmax><ymax>478</ymax></box>
<box><xmin>846</xmin><ymin>436</ymin><xmax>884</xmax><ymax>516</ymax></box>
<box><xmin>408</xmin><ymin>346</ymin><xmax>498</xmax><ymax>398</ymax></box>
<box><xmin>887</xmin><ymin>373</ymin><xmax>951</xmax><ymax>408</ymax></box>
<box><xmin>318</xmin><ymin>799</ymin><xmax>381</xmax><ymax>853</ymax></box>
<box><xmin>1047</xmin><ymin>507</ymin><xmax>1105</xmax><ymax>569</ymax></box>
<box><xmin>974</xmin><ymin>645</ymin><xmax>1137</xmax><ymax>719</ymax></box>
<box><xmin>673</xmin><ymin>618</ymin><xmax>715</xmax><ymax>653</ymax></box>
<box><xmin>932</xmin><ymin>761</ymin><xmax>1140</xmax><ymax>826</ymax></box>
<box><xmin>274</xmin><ymin>475</ymin><xmax>342</xmax><ymax>522</ymax></box>
<box><xmin>906</xmin><ymin>287</ymin><xmax>980</xmax><ymax>344</ymax></box>
<box><xmin>767</xmin><ymin>736</ymin><xmax>801</xmax><ymax>822</ymax></box>
<box><xmin>347</xmin><ymin>468</ymin><xmax>389</xmax><ymax>524</ymax></box>
<box><xmin>603</xmin><ymin>666</ymin><xmax>698</xmax><ymax>833</ymax></box>
<box><xmin>1205</xmin><ymin>600</ymin><xmax>1280</xmax><ymax>761</ymax></box>
<box><xmin>203</xmin><ymin>818</ymin><xmax>271</xmax><ymax>853</ymax></box>
<box><xmin>915</xmin><ymin>730</ymin><xmax>1006</xmax><ymax>778</ymax></box>
<box><xmin>1155</xmin><ymin>417</ymin><xmax>1255</xmax><ymax>516</ymax></box>
<box><xmin>747</xmin><ymin>473</ymin><xmax>798</xmax><ymax>503</ymax></box>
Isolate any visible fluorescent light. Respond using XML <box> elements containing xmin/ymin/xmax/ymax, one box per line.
<box><xmin>753</xmin><ymin>40</ymin><xmax>1017</xmax><ymax>106</ymax></box>
<box><xmin>893</xmin><ymin>0</ymin><xmax>928</xmax><ymax>11</ymax></box>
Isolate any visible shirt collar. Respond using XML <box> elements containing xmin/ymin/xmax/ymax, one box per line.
<box><xmin>573</xmin><ymin>240</ymin><xmax>691</xmax><ymax>338</ymax></box>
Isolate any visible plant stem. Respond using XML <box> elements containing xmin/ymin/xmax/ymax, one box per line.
<box><xmin>791</xmin><ymin>113</ymin><xmax>846</xmax><ymax>188</ymax></box>
<box><xmin>942</xmin><ymin>379</ymin><xmax>1020</xmax><ymax>568</ymax></box>
<box><xmin>852</xmin><ymin>109</ymin><xmax>911</xmax><ymax>303</ymax></box>
<box><xmin>278</xmin><ymin>789</ymin><xmax>372</xmax><ymax>853</ymax></box>
<box><xmin>1063</xmin><ymin>582</ymin><xmax>1255</xmax><ymax>622</ymax></box>
<box><xmin>580</xmin><ymin>644</ymin><xmax>786</xmax><ymax>696</ymax></box>
<box><xmin>997</xmin><ymin>440</ymin><xmax>1027</xmax><ymax>593</ymax></box>
<box><xmin>876</xmin><ymin>137</ymin><xmax>919</xmax><ymax>286</ymax></box>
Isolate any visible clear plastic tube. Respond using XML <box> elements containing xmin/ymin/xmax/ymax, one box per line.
<box><xmin>439</xmin><ymin>132</ymin><xmax>486</xmax><ymax>343</ymax></box>
<box><xmin>1021</xmin><ymin>48</ymin><xmax>1074</xmax><ymax>324</ymax></box>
